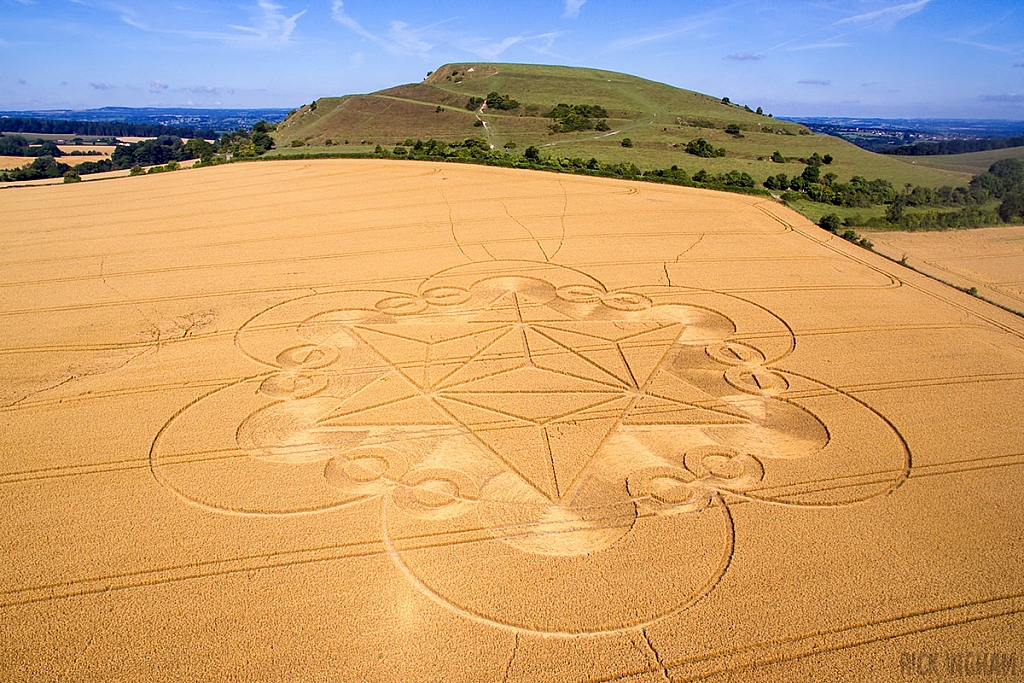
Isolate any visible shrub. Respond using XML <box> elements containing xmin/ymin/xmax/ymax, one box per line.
<box><xmin>771</xmin><ymin>150</ymin><xmax>786</xmax><ymax>163</ymax></box>
<box><xmin>999</xmin><ymin>190</ymin><xmax>1024</xmax><ymax>222</ymax></box>
<box><xmin>129</xmin><ymin>165</ymin><xmax>145</xmax><ymax>176</ymax></box>
<box><xmin>290</xmin><ymin>139</ymin><xmax>306</xmax><ymax>147</ymax></box>
<box><xmin>594</xmin><ymin>119</ymin><xmax>610</xmax><ymax>132</ymax></box>
<box><xmin>547</xmin><ymin>103</ymin><xmax>609</xmax><ymax>133</ymax></box>
<box><xmin>801</xmin><ymin>164</ymin><xmax>821</xmax><ymax>184</ymax></box>
<box><xmin>685</xmin><ymin>138</ymin><xmax>725</xmax><ymax>158</ymax></box>
<box><xmin>63</xmin><ymin>170</ymin><xmax>81</xmax><ymax>183</ymax></box>
<box><xmin>725</xmin><ymin>124</ymin><xmax>742</xmax><ymax>136</ymax></box>
<box><xmin>524</xmin><ymin>146</ymin><xmax>540</xmax><ymax>161</ymax></box>
<box><xmin>818</xmin><ymin>214</ymin><xmax>841</xmax><ymax>233</ymax></box>
<box><xmin>473</xmin><ymin>120</ymin><xmax>484</xmax><ymax>127</ymax></box>
<box><xmin>621</xmin><ymin>138</ymin><xmax>633</xmax><ymax>148</ymax></box>
<box><xmin>485</xmin><ymin>92</ymin><xmax>519</xmax><ymax>110</ymax></box>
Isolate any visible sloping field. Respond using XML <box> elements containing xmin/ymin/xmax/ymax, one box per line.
<box><xmin>866</xmin><ymin>225</ymin><xmax>1024</xmax><ymax>314</ymax></box>
<box><xmin>1</xmin><ymin>160</ymin><xmax>1023</xmax><ymax>681</ymax></box>
<box><xmin>907</xmin><ymin>146</ymin><xmax>1024</xmax><ymax>176</ymax></box>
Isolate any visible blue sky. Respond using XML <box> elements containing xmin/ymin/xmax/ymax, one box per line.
<box><xmin>1</xmin><ymin>0</ymin><xmax>1022</xmax><ymax>118</ymax></box>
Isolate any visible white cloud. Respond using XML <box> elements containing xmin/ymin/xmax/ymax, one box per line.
<box><xmin>458</xmin><ymin>35</ymin><xmax>524</xmax><ymax>60</ymax></box>
<box><xmin>563</xmin><ymin>0</ymin><xmax>585</xmax><ymax>19</ymax></box>
<box><xmin>330</xmin><ymin>2</ymin><xmax>556</xmax><ymax>60</ymax></box>
<box><xmin>229</xmin><ymin>0</ymin><xmax>305</xmax><ymax>42</ymax></box>
<box><xmin>833</xmin><ymin>0</ymin><xmax>930</xmax><ymax>29</ymax></box>
<box><xmin>147</xmin><ymin>79</ymin><xmax>169</xmax><ymax>93</ymax></box>
<box><xmin>798</xmin><ymin>79</ymin><xmax>831</xmax><ymax>86</ymax></box>
<box><xmin>386</xmin><ymin>21</ymin><xmax>433</xmax><ymax>56</ymax></box>
<box><xmin>605</xmin><ymin>8</ymin><xmax>726</xmax><ymax>52</ymax></box>
<box><xmin>980</xmin><ymin>93</ymin><xmax>1024</xmax><ymax>103</ymax></box>
<box><xmin>331</xmin><ymin>1</ymin><xmax>434</xmax><ymax>56</ymax></box>
<box><xmin>949</xmin><ymin>38</ymin><xmax>1018</xmax><ymax>55</ymax></box>
<box><xmin>120</xmin><ymin>14</ymin><xmax>148</xmax><ymax>30</ymax></box>
<box><xmin>331</xmin><ymin>1</ymin><xmax>374</xmax><ymax>40</ymax></box>
<box><xmin>89</xmin><ymin>81</ymin><xmax>115</xmax><ymax>90</ymax></box>
<box><xmin>726</xmin><ymin>52</ymin><xmax>763</xmax><ymax>61</ymax></box>
<box><xmin>789</xmin><ymin>39</ymin><xmax>850</xmax><ymax>51</ymax></box>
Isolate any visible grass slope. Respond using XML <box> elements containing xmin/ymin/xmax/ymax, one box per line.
<box><xmin>906</xmin><ymin>146</ymin><xmax>1024</xmax><ymax>176</ymax></box>
<box><xmin>275</xmin><ymin>62</ymin><xmax>970</xmax><ymax>189</ymax></box>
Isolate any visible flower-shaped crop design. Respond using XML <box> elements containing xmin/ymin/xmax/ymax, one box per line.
<box><xmin>152</xmin><ymin>261</ymin><xmax>909</xmax><ymax>634</ymax></box>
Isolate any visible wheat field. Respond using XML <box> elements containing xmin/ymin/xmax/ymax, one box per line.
<box><xmin>1</xmin><ymin>159</ymin><xmax>1022</xmax><ymax>681</ymax></box>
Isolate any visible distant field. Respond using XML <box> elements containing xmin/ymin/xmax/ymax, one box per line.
<box><xmin>58</xmin><ymin>144</ymin><xmax>114</xmax><ymax>159</ymax></box>
<box><xmin>0</xmin><ymin>158</ymin><xmax>198</xmax><ymax>187</ymax></box>
<box><xmin>907</xmin><ymin>146</ymin><xmax>1024</xmax><ymax>175</ymax></box>
<box><xmin>0</xmin><ymin>145</ymin><xmax>112</xmax><ymax>172</ymax></box>
<box><xmin>0</xmin><ymin>156</ymin><xmax>31</xmax><ymax>170</ymax></box>
<box><xmin>865</xmin><ymin>224</ymin><xmax>1024</xmax><ymax>314</ymax></box>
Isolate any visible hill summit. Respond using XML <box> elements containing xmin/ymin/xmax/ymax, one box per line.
<box><xmin>273</xmin><ymin>62</ymin><xmax>966</xmax><ymax>189</ymax></box>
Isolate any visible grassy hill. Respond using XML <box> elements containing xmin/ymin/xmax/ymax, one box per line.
<box><xmin>273</xmin><ymin>62</ymin><xmax>970</xmax><ymax>189</ymax></box>
<box><xmin>905</xmin><ymin>145</ymin><xmax>1024</xmax><ymax>176</ymax></box>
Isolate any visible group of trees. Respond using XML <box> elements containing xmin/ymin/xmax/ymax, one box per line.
<box><xmin>800</xmin><ymin>158</ymin><xmax>1024</xmax><ymax>232</ymax></box>
<box><xmin>1</xmin><ymin>119</ymin><xmax>279</xmax><ymax>182</ymax></box>
<box><xmin>546</xmin><ymin>103</ymin><xmax>611</xmax><ymax>133</ymax></box>
<box><xmin>973</xmin><ymin>158</ymin><xmax>1024</xmax><ymax>222</ymax></box>
<box><xmin>362</xmin><ymin>137</ymin><xmax>762</xmax><ymax>194</ymax></box>
<box><xmin>110</xmin><ymin>136</ymin><xmax>192</xmax><ymax>169</ymax></box>
<box><xmin>0</xmin><ymin>155</ymin><xmax>74</xmax><ymax>182</ymax></box>
<box><xmin>763</xmin><ymin>152</ymin><xmax>900</xmax><ymax>208</ymax></box>
<box><xmin>685</xmin><ymin>138</ymin><xmax>726</xmax><ymax>158</ymax></box>
<box><xmin>0</xmin><ymin>134</ymin><xmax>63</xmax><ymax>157</ymax></box>
<box><xmin>214</xmin><ymin>120</ymin><xmax>276</xmax><ymax>159</ymax></box>
<box><xmin>466</xmin><ymin>92</ymin><xmax>520</xmax><ymax>111</ymax></box>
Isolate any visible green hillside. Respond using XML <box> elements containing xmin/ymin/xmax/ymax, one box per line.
<box><xmin>274</xmin><ymin>62</ymin><xmax>970</xmax><ymax>189</ymax></box>
<box><xmin>907</xmin><ymin>145</ymin><xmax>1024</xmax><ymax>176</ymax></box>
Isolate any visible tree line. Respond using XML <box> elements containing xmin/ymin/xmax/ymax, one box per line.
<box><xmin>0</xmin><ymin>134</ymin><xmax>63</xmax><ymax>157</ymax></box>
<box><xmin>884</xmin><ymin>136</ymin><xmax>1024</xmax><ymax>156</ymax></box>
<box><xmin>0</xmin><ymin>116</ymin><xmax>216</xmax><ymax>139</ymax></box>
<box><xmin>811</xmin><ymin>158</ymin><xmax>1024</xmax><ymax>231</ymax></box>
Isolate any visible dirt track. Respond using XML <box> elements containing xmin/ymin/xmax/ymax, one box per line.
<box><xmin>2</xmin><ymin>159</ymin><xmax>1023</xmax><ymax>681</ymax></box>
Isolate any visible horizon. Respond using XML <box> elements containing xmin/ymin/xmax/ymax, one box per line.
<box><xmin>1</xmin><ymin>0</ymin><xmax>1022</xmax><ymax>119</ymax></box>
